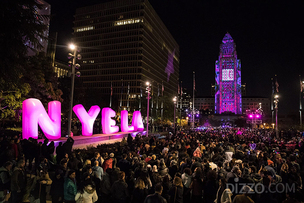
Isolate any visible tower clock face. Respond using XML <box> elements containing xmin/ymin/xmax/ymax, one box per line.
<box><xmin>222</xmin><ymin>69</ymin><xmax>234</xmax><ymax>81</ymax></box>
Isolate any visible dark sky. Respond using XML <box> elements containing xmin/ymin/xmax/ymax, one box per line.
<box><xmin>47</xmin><ymin>0</ymin><xmax>304</xmax><ymax>115</ymax></box>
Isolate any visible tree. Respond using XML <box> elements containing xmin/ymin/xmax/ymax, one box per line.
<box><xmin>0</xmin><ymin>0</ymin><xmax>49</xmax><ymax>83</ymax></box>
<box><xmin>0</xmin><ymin>0</ymin><xmax>53</xmax><ymax>122</ymax></box>
<box><xmin>22</xmin><ymin>54</ymin><xmax>63</xmax><ymax>104</ymax></box>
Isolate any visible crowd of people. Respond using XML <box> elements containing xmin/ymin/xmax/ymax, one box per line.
<box><xmin>0</xmin><ymin>128</ymin><xmax>303</xmax><ymax>203</ymax></box>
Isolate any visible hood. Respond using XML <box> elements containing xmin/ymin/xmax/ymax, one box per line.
<box><xmin>84</xmin><ymin>185</ymin><xmax>95</xmax><ymax>194</ymax></box>
<box><xmin>0</xmin><ymin>166</ymin><xmax>8</xmax><ymax>172</ymax></box>
<box><xmin>252</xmin><ymin>173</ymin><xmax>262</xmax><ymax>183</ymax></box>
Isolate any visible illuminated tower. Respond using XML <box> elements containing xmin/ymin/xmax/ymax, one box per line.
<box><xmin>215</xmin><ymin>33</ymin><xmax>242</xmax><ymax>114</ymax></box>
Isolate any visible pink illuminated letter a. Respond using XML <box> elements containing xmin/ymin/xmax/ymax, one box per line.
<box><xmin>120</xmin><ymin>110</ymin><xmax>134</xmax><ymax>132</ymax></box>
<box><xmin>73</xmin><ymin>104</ymin><xmax>100</xmax><ymax>136</ymax></box>
<box><xmin>22</xmin><ymin>98</ymin><xmax>61</xmax><ymax>140</ymax></box>
<box><xmin>102</xmin><ymin>108</ymin><xmax>119</xmax><ymax>134</ymax></box>
<box><xmin>131</xmin><ymin>111</ymin><xmax>144</xmax><ymax>131</ymax></box>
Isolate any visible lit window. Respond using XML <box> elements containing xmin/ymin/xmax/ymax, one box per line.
<box><xmin>114</xmin><ymin>18</ymin><xmax>142</xmax><ymax>26</ymax></box>
<box><xmin>76</xmin><ymin>26</ymin><xmax>95</xmax><ymax>32</ymax></box>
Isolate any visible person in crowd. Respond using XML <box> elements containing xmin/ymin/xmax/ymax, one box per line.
<box><xmin>117</xmin><ymin>154</ymin><xmax>131</xmax><ymax>176</ymax></box>
<box><xmin>91</xmin><ymin>152</ymin><xmax>104</xmax><ymax>167</ymax></box>
<box><xmin>11</xmin><ymin>159</ymin><xmax>26</xmax><ymax>203</ymax></box>
<box><xmin>0</xmin><ymin>161</ymin><xmax>12</xmax><ymax>196</ymax></box>
<box><xmin>181</xmin><ymin>168</ymin><xmax>192</xmax><ymax>202</ymax></box>
<box><xmin>111</xmin><ymin>171</ymin><xmax>129</xmax><ymax>203</ymax></box>
<box><xmin>64</xmin><ymin>170</ymin><xmax>77</xmax><ymax>203</ymax></box>
<box><xmin>30</xmin><ymin>167</ymin><xmax>52</xmax><ymax>203</ymax></box>
<box><xmin>190</xmin><ymin>167</ymin><xmax>204</xmax><ymax>203</ymax></box>
<box><xmin>232</xmin><ymin>185</ymin><xmax>254</xmax><ymax>203</ymax></box>
<box><xmin>131</xmin><ymin>179</ymin><xmax>148</xmax><ymax>203</ymax></box>
<box><xmin>144</xmin><ymin>183</ymin><xmax>167</xmax><ymax>203</ymax></box>
<box><xmin>214</xmin><ymin>178</ymin><xmax>232</xmax><ymax>203</ymax></box>
<box><xmin>100</xmin><ymin>168</ymin><xmax>112</xmax><ymax>203</ymax></box>
<box><xmin>92</xmin><ymin>160</ymin><xmax>103</xmax><ymax>197</ymax></box>
<box><xmin>168</xmin><ymin>176</ymin><xmax>183</xmax><ymax>203</ymax></box>
<box><xmin>50</xmin><ymin>170</ymin><xmax>64</xmax><ymax>203</ymax></box>
<box><xmin>75</xmin><ymin>182</ymin><xmax>98</xmax><ymax>203</ymax></box>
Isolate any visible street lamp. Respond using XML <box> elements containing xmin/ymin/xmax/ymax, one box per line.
<box><xmin>146</xmin><ymin>82</ymin><xmax>151</xmax><ymax>137</ymax></box>
<box><xmin>173</xmin><ymin>96</ymin><xmax>177</xmax><ymax>134</ymax></box>
<box><xmin>300</xmin><ymin>76</ymin><xmax>304</xmax><ymax>128</ymax></box>
<box><xmin>274</xmin><ymin>94</ymin><xmax>279</xmax><ymax>138</ymax></box>
<box><xmin>67</xmin><ymin>44</ymin><xmax>81</xmax><ymax>137</ymax></box>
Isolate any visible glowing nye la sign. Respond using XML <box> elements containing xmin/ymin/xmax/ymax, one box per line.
<box><xmin>22</xmin><ymin>98</ymin><xmax>144</xmax><ymax>140</ymax></box>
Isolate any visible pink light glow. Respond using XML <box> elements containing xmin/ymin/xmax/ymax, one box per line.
<box><xmin>22</xmin><ymin>98</ymin><xmax>61</xmax><ymax>139</ymax></box>
<box><xmin>249</xmin><ymin>114</ymin><xmax>253</xmax><ymax>118</ymax></box>
<box><xmin>102</xmin><ymin>108</ymin><xmax>119</xmax><ymax>134</ymax></box>
<box><xmin>120</xmin><ymin>110</ymin><xmax>135</xmax><ymax>132</ymax></box>
<box><xmin>73</xmin><ymin>104</ymin><xmax>100</xmax><ymax>136</ymax></box>
<box><xmin>131</xmin><ymin>111</ymin><xmax>144</xmax><ymax>131</ymax></box>
<box><xmin>256</xmin><ymin>114</ymin><xmax>260</xmax><ymax>118</ymax></box>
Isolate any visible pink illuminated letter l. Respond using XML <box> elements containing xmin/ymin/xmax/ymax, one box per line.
<box><xmin>120</xmin><ymin>110</ymin><xmax>134</xmax><ymax>132</ymax></box>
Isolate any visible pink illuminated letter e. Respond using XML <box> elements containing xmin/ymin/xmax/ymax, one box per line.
<box><xmin>22</xmin><ymin>98</ymin><xmax>61</xmax><ymax>139</ymax></box>
<box><xmin>73</xmin><ymin>104</ymin><xmax>100</xmax><ymax>136</ymax></box>
<box><xmin>102</xmin><ymin>108</ymin><xmax>119</xmax><ymax>134</ymax></box>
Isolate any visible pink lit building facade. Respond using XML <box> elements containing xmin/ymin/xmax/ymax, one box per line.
<box><xmin>214</xmin><ymin>33</ymin><xmax>242</xmax><ymax>114</ymax></box>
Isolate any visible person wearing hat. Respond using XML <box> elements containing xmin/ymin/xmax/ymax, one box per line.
<box><xmin>264</xmin><ymin>159</ymin><xmax>276</xmax><ymax>179</ymax></box>
<box><xmin>64</xmin><ymin>170</ymin><xmax>77</xmax><ymax>203</ymax></box>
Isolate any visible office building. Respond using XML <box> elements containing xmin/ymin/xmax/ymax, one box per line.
<box><xmin>73</xmin><ymin>0</ymin><xmax>179</xmax><ymax>112</ymax></box>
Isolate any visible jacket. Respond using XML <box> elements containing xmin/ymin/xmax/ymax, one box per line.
<box><xmin>111</xmin><ymin>179</ymin><xmax>129</xmax><ymax>201</ymax></box>
<box><xmin>75</xmin><ymin>186</ymin><xmax>98</xmax><ymax>203</ymax></box>
<box><xmin>11</xmin><ymin>167</ymin><xmax>26</xmax><ymax>192</ymax></box>
<box><xmin>168</xmin><ymin>186</ymin><xmax>183</xmax><ymax>203</ymax></box>
<box><xmin>0</xmin><ymin>167</ymin><xmax>11</xmax><ymax>191</ymax></box>
<box><xmin>214</xmin><ymin>188</ymin><xmax>232</xmax><ymax>203</ymax></box>
<box><xmin>64</xmin><ymin>177</ymin><xmax>77</xmax><ymax>201</ymax></box>
<box><xmin>144</xmin><ymin>193</ymin><xmax>167</xmax><ymax>203</ymax></box>
<box><xmin>181</xmin><ymin>173</ymin><xmax>192</xmax><ymax>188</ymax></box>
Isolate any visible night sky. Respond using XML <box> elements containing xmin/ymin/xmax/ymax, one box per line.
<box><xmin>47</xmin><ymin>0</ymin><xmax>304</xmax><ymax>115</ymax></box>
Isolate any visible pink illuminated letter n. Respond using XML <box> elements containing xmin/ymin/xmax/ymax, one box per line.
<box><xmin>22</xmin><ymin>98</ymin><xmax>61</xmax><ymax>140</ymax></box>
<box><xmin>73</xmin><ymin>104</ymin><xmax>100</xmax><ymax>136</ymax></box>
<box><xmin>102</xmin><ymin>108</ymin><xmax>119</xmax><ymax>134</ymax></box>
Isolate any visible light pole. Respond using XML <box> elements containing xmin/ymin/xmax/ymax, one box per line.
<box><xmin>173</xmin><ymin>96</ymin><xmax>177</xmax><ymax>134</ymax></box>
<box><xmin>146</xmin><ymin>82</ymin><xmax>151</xmax><ymax>136</ymax></box>
<box><xmin>67</xmin><ymin>44</ymin><xmax>81</xmax><ymax>137</ymax></box>
<box><xmin>300</xmin><ymin>75</ymin><xmax>304</xmax><ymax>128</ymax></box>
<box><xmin>274</xmin><ymin>94</ymin><xmax>279</xmax><ymax>138</ymax></box>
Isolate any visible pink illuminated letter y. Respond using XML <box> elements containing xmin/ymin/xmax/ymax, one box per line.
<box><xmin>73</xmin><ymin>104</ymin><xmax>100</xmax><ymax>136</ymax></box>
<box><xmin>22</xmin><ymin>98</ymin><xmax>61</xmax><ymax>139</ymax></box>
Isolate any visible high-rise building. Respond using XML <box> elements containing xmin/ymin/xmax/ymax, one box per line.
<box><xmin>73</xmin><ymin>0</ymin><xmax>179</xmax><ymax>112</ymax></box>
<box><xmin>27</xmin><ymin>0</ymin><xmax>51</xmax><ymax>56</ymax></box>
<box><xmin>214</xmin><ymin>33</ymin><xmax>242</xmax><ymax>114</ymax></box>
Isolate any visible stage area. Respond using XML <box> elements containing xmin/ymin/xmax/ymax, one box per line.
<box><xmin>38</xmin><ymin>131</ymin><xmax>143</xmax><ymax>150</ymax></box>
